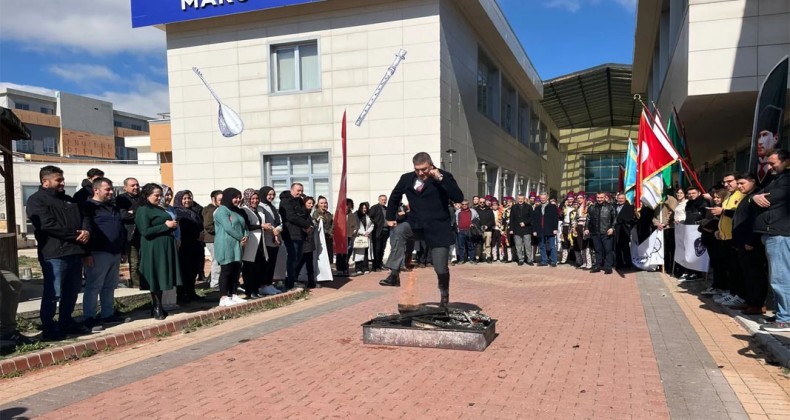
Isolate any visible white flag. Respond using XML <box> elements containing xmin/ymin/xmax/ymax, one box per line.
<box><xmin>630</xmin><ymin>227</ymin><xmax>664</xmax><ymax>271</ymax></box>
<box><xmin>674</xmin><ymin>224</ymin><xmax>710</xmax><ymax>272</ymax></box>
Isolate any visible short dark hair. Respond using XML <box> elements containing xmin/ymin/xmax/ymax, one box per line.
<box><xmin>39</xmin><ymin>165</ymin><xmax>63</xmax><ymax>183</ymax></box>
<box><xmin>346</xmin><ymin>198</ymin><xmax>354</xmax><ymax>208</ymax></box>
<box><xmin>210</xmin><ymin>190</ymin><xmax>223</xmax><ymax>199</ymax></box>
<box><xmin>723</xmin><ymin>171</ymin><xmax>739</xmax><ymax>179</ymax></box>
<box><xmin>303</xmin><ymin>196</ymin><xmax>315</xmax><ymax>205</ymax></box>
<box><xmin>87</xmin><ymin>168</ymin><xmax>104</xmax><ymax>178</ymax></box>
<box><xmin>736</xmin><ymin>172</ymin><xmax>757</xmax><ymax>182</ymax></box>
<box><xmin>770</xmin><ymin>149</ymin><xmax>789</xmax><ymax>161</ymax></box>
<box><xmin>412</xmin><ymin>152</ymin><xmax>433</xmax><ymax>166</ymax></box>
<box><xmin>91</xmin><ymin>177</ymin><xmax>112</xmax><ymax>190</ymax></box>
<box><xmin>687</xmin><ymin>186</ymin><xmax>699</xmax><ymax>192</ymax></box>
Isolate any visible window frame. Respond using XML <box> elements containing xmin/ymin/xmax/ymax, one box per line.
<box><xmin>42</xmin><ymin>137</ymin><xmax>57</xmax><ymax>154</ymax></box>
<box><xmin>261</xmin><ymin>150</ymin><xmax>332</xmax><ymax>208</ymax></box>
<box><xmin>270</xmin><ymin>40</ymin><xmax>321</xmax><ymax>94</ymax></box>
<box><xmin>583</xmin><ymin>153</ymin><xmax>626</xmax><ymax>194</ymax></box>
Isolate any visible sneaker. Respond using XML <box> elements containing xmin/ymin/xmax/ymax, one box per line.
<box><xmin>722</xmin><ymin>296</ymin><xmax>746</xmax><ymax>307</ymax></box>
<box><xmin>716</xmin><ymin>294</ymin><xmax>742</xmax><ymax>306</ymax></box>
<box><xmin>101</xmin><ymin>314</ymin><xmax>132</xmax><ymax>324</ymax></box>
<box><xmin>231</xmin><ymin>295</ymin><xmax>247</xmax><ymax>304</ymax></box>
<box><xmin>260</xmin><ymin>285</ymin><xmax>281</xmax><ymax>295</ymax></box>
<box><xmin>760</xmin><ymin>322</ymin><xmax>790</xmax><ymax>332</ymax></box>
<box><xmin>83</xmin><ymin>318</ymin><xmax>105</xmax><ymax>333</ymax></box>
<box><xmin>713</xmin><ymin>293</ymin><xmax>733</xmax><ymax>304</ymax></box>
<box><xmin>678</xmin><ymin>273</ymin><xmax>689</xmax><ymax>279</ymax></box>
<box><xmin>700</xmin><ymin>287</ymin><xmax>725</xmax><ymax>296</ymax></box>
<box><xmin>219</xmin><ymin>297</ymin><xmax>233</xmax><ymax>307</ymax></box>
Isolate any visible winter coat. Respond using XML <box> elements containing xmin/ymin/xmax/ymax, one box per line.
<box><xmin>278</xmin><ymin>191</ymin><xmax>312</xmax><ymax>241</ymax></box>
<box><xmin>26</xmin><ymin>187</ymin><xmax>89</xmax><ymax>260</ymax></box>
<box><xmin>753</xmin><ymin>171</ymin><xmax>790</xmax><ymax>236</ymax></box>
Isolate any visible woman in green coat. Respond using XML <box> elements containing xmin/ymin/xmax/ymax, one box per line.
<box><xmin>214</xmin><ymin>187</ymin><xmax>249</xmax><ymax>307</ymax></box>
<box><xmin>135</xmin><ymin>183</ymin><xmax>181</xmax><ymax>320</ymax></box>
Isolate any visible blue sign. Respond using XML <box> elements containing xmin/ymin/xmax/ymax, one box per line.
<box><xmin>131</xmin><ymin>0</ymin><xmax>323</xmax><ymax>28</ymax></box>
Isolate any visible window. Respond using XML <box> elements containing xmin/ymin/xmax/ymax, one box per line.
<box><xmin>43</xmin><ymin>137</ymin><xmax>57</xmax><ymax>154</ymax></box>
<box><xmin>22</xmin><ymin>185</ymin><xmax>39</xmax><ymax>233</ymax></box>
<box><xmin>540</xmin><ymin>122</ymin><xmax>548</xmax><ymax>158</ymax></box>
<box><xmin>15</xmin><ymin>103</ymin><xmax>30</xmax><ymax>111</ymax></box>
<box><xmin>529</xmin><ymin>111</ymin><xmax>541</xmax><ymax>156</ymax></box>
<box><xmin>517</xmin><ymin>97</ymin><xmax>530</xmax><ymax>148</ymax></box>
<box><xmin>114</xmin><ymin>121</ymin><xmax>124</xmax><ymax>127</ymax></box>
<box><xmin>500</xmin><ymin>78</ymin><xmax>517</xmax><ymax>137</ymax></box>
<box><xmin>271</xmin><ymin>41</ymin><xmax>320</xmax><ymax>93</ymax></box>
<box><xmin>550</xmin><ymin>134</ymin><xmax>559</xmax><ymax>150</ymax></box>
<box><xmin>476</xmin><ymin>51</ymin><xmax>500</xmax><ymax>123</ymax></box>
<box><xmin>584</xmin><ymin>153</ymin><xmax>625</xmax><ymax>194</ymax></box>
<box><xmin>15</xmin><ymin>140</ymin><xmax>33</xmax><ymax>153</ymax></box>
<box><xmin>131</xmin><ymin>124</ymin><xmax>143</xmax><ymax>131</ymax></box>
<box><xmin>40</xmin><ymin>107</ymin><xmax>51</xmax><ymax>115</ymax></box>
<box><xmin>263</xmin><ymin>152</ymin><xmax>330</xmax><ymax>207</ymax></box>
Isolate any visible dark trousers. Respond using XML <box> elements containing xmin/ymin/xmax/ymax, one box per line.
<box><xmin>591</xmin><ymin>233</ymin><xmax>614</xmax><ymax>270</ymax></box>
<box><xmin>40</xmin><ymin>254</ymin><xmax>82</xmax><ymax>333</ymax></box>
<box><xmin>663</xmin><ymin>228</ymin><xmax>676</xmax><ymax>274</ymax></box>
<box><xmin>243</xmin><ymin>246</ymin><xmax>267</xmax><ymax>295</ymax></box>
<box><xmin>491</xmin><ymin>230</ymin><xmax>501</xmax><ymax>259</ymax></box>
<box><xmin>295</xmin><ymin>251</ymin><xmax>315</xmax><ymax>284</ymax></box>
<box><xmin>324</xmin><ymin>235</ymin><xmax>334</xmax><ymax>264</ymax></box>
<box><xmin>127</xmin><ymin>243</ymin><xmax>141</xmax><ymax>288</ymax></box>
<box><xmin>456</xmin><ymin>230</ymin><xmax>475</xmax><ymax>262</ymax></box>
<box><xmin>262</xmin><ymin>246</ymin><xmax>279</xmax><ymax>287</ymax></box>
<box><xmin>219</xmin><ymin>261</ymin><xmax>242</xmax><ymax>297</ymax></box>
<box><xmin>614</xmin><ymin>229</ymin><xmax>632</xmax><ymax>268</ymax></box>
<box><xmin>707</xmin><ymin>239</ymin><xmax>727</xmax><ymax>289</ymax></box>
<box><xmin>738</xmin><ymin>244</ymin><xmax>769</xmax><ymax>307</ymax></box>
<box><xmin>177</xmin><ymin>242</ymin><xmax>202</xmax><ymax>297</ymax></box>
<box><xmin>385</xmin><ymin>222</ymin><xmax>450</xmax><ymax>279</ymax></box>
<box><xmin>372</xmin><ymin>230</ymin><xmax>389</xmax><ymax>270</ymax></box>
<box><xmin>284</xmin><ymin>239</ymin><xmax>304</xmax><ymax>289</ymax></box>
<box><xmin>719</xmin><ymin>240</ymin><xmax>744</xmax><ymax>297</ymax></box>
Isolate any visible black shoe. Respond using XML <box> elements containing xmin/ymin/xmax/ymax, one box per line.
<box><xmin>153</xmin><ymin>306</ymin><xmax>167</xmax><ymax>320</ymax></box>
<box><xmin>550</xmin><ymin>263</ymin><xmax>557</xmax><ymax>267</ymax></box>
<box><xmin>379</xmin><ymin>274</ymin><xmax>400</xmax><ymax>287</ymax></box>
<box><xmin>439</xmin><ymin>294</ymin><xmax>449</xmax><ymax>309</ymax></box>
<box><xmin>101</xmin><ymin>314</ymin><xmax>131</xmax><ymax>325</ymax></box>
<box><xmin>604</xmin><ymin>268</ymin><xmax>613</xmax><ymax>274</ymax></box>
<box><xmin>590</xmin><ymin>268</ymin><xmax>601</xmax><ymax>273</ymax></box>
<box><xmin>486</xmin><ymin>258</ymin><xmax>492</xmax><ymax>264</ymax></box>
<box><xmin>526</xmin><ymin>262</ymin><xmax>535</xmax><ymax>266</ymax></box>
<box><xmin>83</xmin><ymin>318</ymin><xmax>105</xmax><ymax>333</ymax></box>
<box><xmin>470</xmin><ymin>260</ymin><xmax>478</xmax><ymax>265</ymax></box>
<box><xmin>41</xmin><ymin>329</ymin><xmax>67</xmax><ymax>341</ymax></box>
<box><xmin>537</xmin><ymin>263</ymin><xmax>548</xmax><ymax>267</ymax></box>
<box><xmin>517</xmin><ymin>261</ymin><xmax>524</xmax><ymax>266</ymax></box>
<box><xmin>65</xmin><ymin>322</ymin><xmax>93</xmax><ymax>335</ymax></box>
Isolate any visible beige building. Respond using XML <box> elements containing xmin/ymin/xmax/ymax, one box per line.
<box><xmin>144</xmin><ymin>0</ymin><xmax>563</xmax><ymax>206</ymax></box>
<box><xmin>633</xmin><ymin>0</ymin><xmax>790</xmax><ymax>187</ymax></box>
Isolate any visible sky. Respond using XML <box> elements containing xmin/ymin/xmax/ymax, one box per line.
<box><xmin>0</xmin><ymin>0</ymin><xmax>635</xmax><ymax>118</ymax></box>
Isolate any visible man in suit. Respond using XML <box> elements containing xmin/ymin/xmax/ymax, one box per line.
<box><xmin>368</xmin><ymin>194</ymin><xmax>389</xmax><ymax>272</ymax></box>
<box><xmin>379</xmin><ymin>152</ymin><xmax>464</xmax><ymax>309</ymax></box>
<box><xmin>613</xmin><ymin>193</ymin><xmax>636</xmax><ymax>269</ymax></box>
<box><xmin>532</xmin><ymin>192</ymin><xmax>559</xmax><ymax>267</ymax></box>
<box><xmin>585</xmin><ymin>192</ymin><xmax>616</xmax><ymax>274</ymax></box>
<box><xmin>509</xmin><ymin>194</ymin><xmax>534</xmax><ymax>266</ymax></box>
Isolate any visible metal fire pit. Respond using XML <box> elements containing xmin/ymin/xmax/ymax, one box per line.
<box><xmin>361</xmin><ymin>306</ymin><xmax>497</xmax><ymax>351</ymax></box>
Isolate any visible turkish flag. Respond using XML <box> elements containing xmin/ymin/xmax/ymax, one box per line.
<box><xmin>637</xmin><ymin>110</ymin><xmax>678</xmax><ymax>208</ymax></box>
<box><xmin>332</xmin><ymin>111</ymin><xmax>348</xmax><ymax>254</ymax></box>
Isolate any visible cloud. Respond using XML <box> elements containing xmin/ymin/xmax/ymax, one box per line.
<box><xmin>50</xmin><ymin>64</ymin><xmax>121</xmax><ymax>84</ymax></box>
<box><xmin>0</xmin><ymin>0</ymin><xmax>164</xmax><ymax>54</ymax></box>
<box><xmin>544</xmin><ymin>0</ymin><xmax>635</xmax><ymax>13</ymax></box>
<box><xmin>0</xmin><ymin>82</ymin><xmax>57</xmax><ymax>97</ymax></box>
<box><xmin>85</xmin><ymin>77</ymin><xmax>169</xmax><ymax>119</ymax></box>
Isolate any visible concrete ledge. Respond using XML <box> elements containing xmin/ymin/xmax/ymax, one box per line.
<box><xmin>725</xmin><ymin>307</ymin><xmax>790</xmax><ymax>369</ymax></box>
<box><xmin>1</xmin><ymin>289</ymin><xmax>306</xmax><ymax>377</ymax></box>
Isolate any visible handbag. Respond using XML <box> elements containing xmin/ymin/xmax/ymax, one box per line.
<box><xmin>469</xmin><ymin>224</ymin><xmax>483</xmax><ymax>242</ymax></box>
<box><xmin>353</xmin><ymin>236</ymin><xmax>369</xmax><ymax>249</ymax></box>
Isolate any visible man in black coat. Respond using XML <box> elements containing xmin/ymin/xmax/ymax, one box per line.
<box><xmin>509</xmin><ymin>194</ymin><xmax>534</xmax><ymax>265</ymax></box>
<box><xmin>585</xmin><ymin>192</ymin><xmax>616</xmax><ymax>274</ymax></box>
<box><xmin>72</xmin><ymin>168</ymin><xmax>104</xmax><ymax>203</ymax></box>
<box><xmin>379</xmin><ymin>152</ymin><xmax>464</xmax><ymax>309</ymax></box>
<box><xmin>116</xmin><ymin>177</ymin><xmax>141</xmax><ymax>288</ymax></box>
<box><xmin>368</xmin><ymin>194</ymin><xmax>389</xmax><ymax>272</ymax></box>
<box><xmin>613</xmin><ymin>193</ymin><xmax>637</xmax><ymax>269</ymax></box>
<box><xmin>26</xmin><ymin>165</ymin><xmax>91</xmax><ymax>340</ymax></box>
<box><xmin>532</xmin><ymin>192</ymin><xmax>559</xmax><ymax>266</ymax></box>
<box><xmin>278</xmin><ymin>183</ymin><xmax>314</xmax><ymax>290</ymax></box>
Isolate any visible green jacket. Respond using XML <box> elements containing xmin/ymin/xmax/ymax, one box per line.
<box><xmin>213</xmin><ymin>205</ymin><xmax>248</xmax><ymax>265</ymax></box>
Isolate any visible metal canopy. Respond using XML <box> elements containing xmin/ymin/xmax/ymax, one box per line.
<box><xmin>541</xmin><ymin>64</ymin><xmax>639</xmax><ymax>129</ymax></box>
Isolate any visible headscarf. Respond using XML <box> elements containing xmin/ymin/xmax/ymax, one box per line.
<box><xmin>258</xmin><ymin>186</ymin><xmax>281</xmax><ymax>225</ymax></box>
<box><xmin>173</xmin><ymin>190</ymin><xmax>202</xmax><ymax>225</ymax></box>
<box><xmin>220</xmin><ymin>187</ymin><xmax>247</xmax><ymax>220</ymax></box>
<box><xmin>160</xmin><ymin>184</ymin><xmax>172</xmax><ymax>208</ymax></box>
<box><xmin>241</xmin><ymin>188</ymin><xmax>257</xmax><ymax>208</ymax></box>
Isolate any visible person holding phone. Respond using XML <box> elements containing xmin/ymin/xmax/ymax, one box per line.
<box><xmin>379</xmin><ymin>152</ymin><xmax>464</xmax><ymax>309</ymax></box>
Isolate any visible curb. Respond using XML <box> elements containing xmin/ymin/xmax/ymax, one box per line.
<box><xmin>1</xmin><ymin>289</ymin><xmax>306</xmax><ymax>377</ymax></box>
<box><xmin>725</xmin><ymin>307</ymin><xmax>790</xmax><ymax>369</ymax></box>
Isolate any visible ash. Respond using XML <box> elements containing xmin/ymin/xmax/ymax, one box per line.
<box><xmin>371</xmin><ymin>307</ymin><xmax>493</xmax><ymax>331</ymax></box>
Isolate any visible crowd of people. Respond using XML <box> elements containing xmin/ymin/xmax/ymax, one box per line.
<box><xmin>2</xmin><ymin>147</ymin><xmax>787</xmax><ymax>347</ymax></box>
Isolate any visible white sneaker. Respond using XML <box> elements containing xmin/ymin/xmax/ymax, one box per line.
<box><xmin>722</xmin><ymin>296</ymin><xmax>746</xmax><ymax>307</ymax></box>
<box><xmin>231</xmin><ymin>295</ymin><xmax>247</xmax><ymax>304</ymax></box>
<box><xmin>700</xmin><ymin>288</ymin><xmax>725</xmax><ymax>296</ymax></box>
<box><xmin>713</xmin><ymin>293</ymin><xmax>733</xmax><ymax>304</ymax></box>
<box><xmin>219</xmin><ymin>297</ymin><xmax>233</xmax><ymax>307</ymax></box>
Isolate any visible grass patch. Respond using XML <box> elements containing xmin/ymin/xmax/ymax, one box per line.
<box><xmin>15</xmin><ymin>317</ymin><xmax>40</xmax><ymax>334</ymax></box>
<box><xmin>80</xmin><ymin>348</ymin><xmax>97</xmax><ymax>358</ymax></box>
<box><xmin>155</xmin><ymin>331</ymin><xmax>172</xmax><ymax>339</ymax></box>
<box><xmin>1</xmin><ymin>370</ymin><xmax>23</xmax><ymax>379</ymax></box>
<box><xmin>18</xmin><ymin>255</ymin><xmax>42</xmax><ymax>278</ymax></box>
<box><xmin>14</xmin><ymin>341</ymin><xmax>47</xmax><ymax>353</ymax></box>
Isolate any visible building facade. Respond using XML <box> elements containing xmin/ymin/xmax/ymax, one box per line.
<box><xmin>135</xmin><ymin>0</ymin><xmax>562</xmax><ymax>206</ymax></box>
<box><xmin>633</xmin><ymin>0</ymin><xmax>790</xmax><ymax>187</ymax></box>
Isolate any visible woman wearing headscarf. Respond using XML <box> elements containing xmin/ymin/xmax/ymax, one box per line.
<box><xmin>295</xmin><ymin>196</ymin><xmax>317</xmax><ymax>288</ymax></box>
<box><xmin>353</xmin><ymin>202</ymin><xmax>373</xmax><ymax>274</ymax></box>
<box><xmin>159</xmin><ymin>185</ymin><xmax>181</xmax><ymax>310</ymax></box>
<box><xmin>214</xmin><ymin>188</ymin><xmax>249</xmax><ymax>307</ymax></box>
<box><xmin>241</xmin><ymin>188</ymin><xmax>271</xmax><ymax>298</ymax></box>
<box><xmin>173</xmin><ymin>190</ymin><xmax>205</xmax><ymax>302</ymax></box>
<box><xmin>135</xmin><ymin>183</ymin><xmax>181</xmax><ymax>320</ymax></box>
<box><xmin>258</xmin><ymin>186</ymin><xmax>283</xmax><ymax>295</ymax></box>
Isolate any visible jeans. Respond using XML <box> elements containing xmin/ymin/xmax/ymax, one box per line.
<box><xmin>591</xmin><ymin>233</ymin><xmax>614</xmax><ymax>270</ymax></box>
<box><xmin>537</xmin><ymin>235</ymin><xmax>557</xmax><ymax>265</ymax></box>
<box><xmin>83</xmin><ymin>252</ymin><xmax>121</xmax><ymax>320</ymax></box>
<box><xmin>284</xmin><ymin>239</ymin><xmax>304</xmax><ymax>289</ymax></box>
<box><xmin>40</xmin><ymin>254</ymin><xmax>83</xmax><ymax>332</ymax></box>
<box><xmin>763</xmin><ymin>235</ymin><xmax>790</xmax><ymax>322</ymax></box>
<box><xmin>456</xmin><ymin>230</ymin><xmax>475</xmax><ymax>262</ymax></box>
<box><xmin>206</xmin><ymin>243</ymin><xmax>221</xmax><ymax>288</ymax></box>
<box><xmin>513</xmin><ymin>234</ymin><xmax>533</xmax><ymax>263</ymax></box>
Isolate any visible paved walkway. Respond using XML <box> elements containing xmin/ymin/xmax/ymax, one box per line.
<box><xmin>1</xmin><ymin>263</ymin><xmax>789</xmax><ymax>419</ymax></box>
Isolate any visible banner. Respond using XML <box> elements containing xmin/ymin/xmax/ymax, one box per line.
<box><xmin>674</xmin><ymin>224</ymin><xmax>709</xmax><ymax>273</ymax></box>
<box><xmin>748</xmin><ymin>55</ymin><xmax>788</xmax><ymax>185</ymax></box>
<box><xmin>630</xmin><ymin>227</ymin><xmax>663</xmax><ymax>271</ymax></box>
<box><xmin>332</xmin><ymin>111</ymin><xmax>348</xmax><ymax>253</ymax></box>
<box><xmin>314</xmin><ymin>220</ymin><xmax>333</xmax><ymax>281</ymax></box>
<box><xmin>624</xmin><ymin>138</ymin><xmax>637</xmax><ymax>204</ymax></box>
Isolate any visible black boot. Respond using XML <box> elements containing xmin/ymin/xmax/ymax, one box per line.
<box><xmin>151</xmin><ymin>291</ymin><xmax>167</xmax><ymax>320</ymax></box>
<box><xmin>379</xmin><ymin>270</ymin><xmax>400</xmax><ymax>287</ymax></box>
<box><xmin>437</xmin><ymin>273</ymin><xmax>450</xmax><ymax>309</ymax></box>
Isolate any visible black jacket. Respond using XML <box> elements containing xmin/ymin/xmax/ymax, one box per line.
<box><xmin>368</xmin><ymin>203</ymin><xmax>387</xmax><ymax>236</ymax></box>
<box><xmin>72</xmin><ymin>178</ymin><xmax>94</xmax><ymax>203</ymax></box>
<box><xmin>509</xmin><ymin>203</ymin><xmax>533</xmax><ymax>236</ymax></box>
<box><xmin>477</xmin><ymin>206</ymin><xmax>495</xmax><ymax>231</ymax></box>
<box><xmin>532</xmin><ymin>203</ymin><xmax>559</xmax><ymax>236</ymax></box>
<box><xmin>588</xmin><ymin>203</ymin><xmax>616</xmax><ymax>234</ymax></box>
<box><xmin>386</xmin><ymin>170</ymin><xmax>464</xmax><ymax>247</ymax></box>
<box><xmin>278</xmin><ymin>191</ymin><xmax>312</xmax><ymax>241</ymax></box>
<box><xmin>684</xmin><ymin>196</ymin><xmax>708</xmax><ymax>225</ymax></box>
<box><xmin>26</xmin><ymin>187</ymin><xmax>89</xmax><ymax>259</ymax></box>
<box><xmin>754</xmin><ymin>171</ymin><xmax>790</xmax><ymax>236</ymax></box>
<box><xmin>733</xmin><ymin>191</ymin><xmax>760</xmax><ymax>247</ymax></box>
<box><xmin>81</xmin><ymin>199</ymin><xmax>126</xmax><ymax>255</ymax></box>
<box><xmin>116</xmin><ymin>192</ymin><xmax>141</xmax><ymax>245</ymax></box>
<box><xmin>613</xmin><ymin>203</ymin><xmax>636</xmax><ymax>235</ymax></box>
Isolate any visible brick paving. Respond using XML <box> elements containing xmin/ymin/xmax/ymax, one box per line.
<box><xmin>3</xmin><ymin>263</ymin><xmax>674</xmax><ymax>419</ymax></box>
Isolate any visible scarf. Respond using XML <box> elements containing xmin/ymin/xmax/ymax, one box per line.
<box><xmin>258</xmin><ymin>186</ymin><xmax>281</xmax><ymax>225</ymax></box>
<box><xmin>220</xmin><ymin>187</ymin><xmax>247</xmax><ymax>221</ymax></box>
<box><xmin>241</xmin><ymin>188</ymin><xmax>262</xmax><ymax>224</ymax></box>
<box><xmin>173</xmin><ymin>190</ymin><xmax>202</xmax><ymax>225</ymax></box>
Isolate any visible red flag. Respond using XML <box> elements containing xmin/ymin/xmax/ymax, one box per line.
<box><xmin>637</xmin><ymin>109</ymin><xmax>678</xmax><ymax>209</ymax></box>
<box><xmin>617</xmin><ymin>164</ymin><xmax>625</xmax><ymax>193</ymax></box>
<box><xmin>332</xmin><ymin>111</ymin><xmax>348</xmax><ymax>253</ymax></box>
